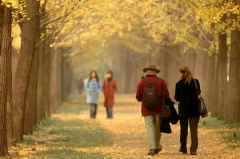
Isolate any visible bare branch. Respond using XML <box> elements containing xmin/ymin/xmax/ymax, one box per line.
<box><xmin>41</xmin><ymin>5</ymin><xmax>65</xmax><ymax>19</ymax></box>
<box><xmin>40</xmin><ymin>14</ymin><xmax>67</xmax><ymax>28</ymax></box>
<box><xmin>200</xmin><ymin>30</ymin><xmax>212</xmax><ymax>44</ymax></box>
<box><xmin>36</xmin><ymin>1</ymin><xmax>80</xmax><ymax>47</ymax></box>
<box><xmin>183</xmin><ymin>0</ymin><xmax>198</xmax><ymax>8</ymax></box>
<box><xmin>41</xmin><ymin>0</ymin><xmax>48</xmax><ymax>12</ymax></box>
<box><xmin>35</xmin><ymin>27</ymin><xmax>58</xmax><ymax>47</ymax></box>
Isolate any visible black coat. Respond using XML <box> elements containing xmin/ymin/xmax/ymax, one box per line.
<box><xmin>175</xmin><ymin>79</ymin><xmax>201</xmax><ymax>117</ymax></box>
<box><xmin>160</xmin><ymin>98</ymin><xmax>179</xmax><ymax>134</ymax></box>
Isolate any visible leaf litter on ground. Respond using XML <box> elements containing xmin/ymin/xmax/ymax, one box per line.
<box><xmin>10</xmin><ymin>94</ymin><xmax>240</xmax><ymax>159</ymax></box>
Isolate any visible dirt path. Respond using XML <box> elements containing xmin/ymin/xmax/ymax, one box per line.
<box><xmin>16</xmin><ymin>94</ymin><xmax>240</xmax><ymax>159</ymax></box>
<box><xmin>76</xmin><ymin>94</ymin><xmax>240</xmax><ymax>159</ymax></box>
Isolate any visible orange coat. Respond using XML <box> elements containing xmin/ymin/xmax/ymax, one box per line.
<box><xmin>102</xmin><ymin>78</ymin><xmax>117</xmax><ymax>107</ymax></box>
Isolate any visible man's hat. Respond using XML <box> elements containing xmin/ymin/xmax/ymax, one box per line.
<box><xmin>143</xmin><ymin>65</ymin><xmax>161</xmax><ymax>73</ymax></box>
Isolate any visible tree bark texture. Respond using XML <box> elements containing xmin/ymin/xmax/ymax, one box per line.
<box><xmin>12</xmin><ymin>0</ymin><xmax>40</xmax><ymax>142</ymax></box>
<box><xmin>56</xmin><ymin>49</ymin><xmax>63</xmax><ymax>107</ymax></box>
<box><xmin>217</xmin><ymin>32</ymin><xmax>228</xmax><ymax>119</ymax></box>
<box><xmin>5</xmin><ymin>7</ymin><xmax>14</xmax><ymax>147</ymax></box>
<box><xmin>44</xmin><ymin>43</ymin><xmax>51</xmax><ymax>118</ymax></box>
<box><xmin>205</xmin><ymin>55</ymin><xmax>217</xmax><ymax>115</ymax></box>
<box><xmin>228</xmin><ymin>27</ymin><xmax>240</xmax><ymax>121</ymax></box>
<box><xmin>0</xmin><ymin>5</ymin><xmax>11</xmax><ymax>156</ymax></box>
<box><xmin>37</xmin><ymin>34</ymin><xmax>46</xmax><ymax>121</ymax></box>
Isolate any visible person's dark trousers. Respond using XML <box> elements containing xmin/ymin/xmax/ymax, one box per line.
<box><xmin>106</xmin><ymin>107</ymin><xmax>113</xmax><ymax>119</ymax></box>
<box><xmin>180</xmin><ymin>116</ymin><xmax>200</xmax><ymax>153</ymax></box>
<box><xmin>90</xmin><ymin>104</ymin><xmax>98</xmax><ymax>118</ymax></box>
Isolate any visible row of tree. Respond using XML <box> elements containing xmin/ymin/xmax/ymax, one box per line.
<box><xmin>0</xmin><ymin>1</ymin><xmax>73</xmax><ymax>156</ymax></box>
<box><xmin>72</xmin><ymin>0</ymin><xmax>240</xmax><ymax>123</ymax></box>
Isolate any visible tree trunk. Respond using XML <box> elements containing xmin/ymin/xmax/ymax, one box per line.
<box><xmin>37</xmin><ymin>35</ymin><xmax>46</xmax><ymax>121</ymax></box>
<box><xmin>12</xmin><ymin>0</ymin><xmax>40</xmax><ymax>142</ymax></box>
<box><xmin>5</xmin><ymin>7</ymin><xmax>14</xmax><ymax>147</ymax></box>
<box><xmin>217</xmin><ymin>32</ymin><xmax>228</xmax><ymax>119</ymax></box>
<box><xmin>24</xmin><ymin>49</ymin><xmax>38</xmax><ymax>135</ymax></box>
<box><xmin>57</xmin><ymin>49</ymin><xmax>63</xmax><ymax>107</ymax></box>
<box><xmin>194</xmin><ymin>50</ymin><xmax>208</xmax><ymax>98</ymax></box>
<box><xmin>69</xmin><ymin>64</ymin><xmax>73</xmax><ymax>94</ymax></box>
<box><xmin>210</xmin><ymin>55</ymin><xmax>219</xmax><ymax>116</ymax></box>
<box><xmin>166</xmin><ymin>45</ymin><xmax>180</xmax><ymax>99</ymax></box>
<box><xmin>50</xmin><ymin>47</ymin><xmax>57</xmax><ymax>113</ymax></box>
<box><xmin>62</xmin><ymin>56</ymin><xmax>66</xmax><ymax>101</ymax></box>
<box><xmin>186</xmin><ymin>49</ymin><xmax>197</xmax><ymax>76</ymax></box>
<box><xmin>0</xmin><ymin>5</ymin><xmax>12</xmax><ymax>156</ymax></box>
<box><xmin>44</xmin><ymin>43</ymin><xmax>51</xmax><ymax>118</ymax></box>
<box><xmin>11</xmin><ymin>48</ymin><xmax>19</xmax><ymax>83</ymax></box>
<box><xmin>158</xmin><ymin>48</ymin><xmax>167</xmax><ymax>80</ymax></box>
<box><xmin>0</xmin><ymin>5</ymin><xmax>3</xmax><ymax>45</ymax></box>
<box><xmin>205</xmin><ymin>55</ymin><xmax>216</xmax><ymax>115</ymax></box>
<box><xmin>228</xmin><ymin>27</ymin><xmax>240</xmax><ymax>122</ymax></box>
<box><xmin>24</xmin><ymin>12</ymin><xmax>40</xmax><ymax>135</ymax></box>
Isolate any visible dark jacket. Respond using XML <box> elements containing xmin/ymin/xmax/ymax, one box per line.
<box><xmin>160</xmin><ymin>98</ymin><xmax>179</xmax><ymax>134</ymax></box>
<box><xmin>174</xmin><ymin>78</ymin><xmax>201</xmax><ymax>117</ymax></box>
<box><xmin>136</xmin><ymin>75</ymin><xmax>170</xmax><ymax>116</ymax></box>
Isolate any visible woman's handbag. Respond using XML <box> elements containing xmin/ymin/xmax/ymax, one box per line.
<box><xmin>193</xmin><ymin>79</ymin><xmax>208</xmax><ymax>118</ymax></box>
<box><xmin>160</xmin><ymin>79</ymin><xmax>171</xmax><ymax>119</ymax></box>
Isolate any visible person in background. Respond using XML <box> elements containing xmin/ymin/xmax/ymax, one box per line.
<box><xmin>136</xmin><ymin>65</ymin><xmax>170</xmax><ymax>156</ymax></box>
<box><xmin>102</xmin><ymin>71</ymin><xmax>117</xmax><ymax>119</ymax></box>
<box><xmin>174</xmin><ymin>66</ymin><xmax>201</xmax><ymax>155</ymax></box>
<box><xmin>84</xmin><ymin>70</ymin><xmax>101</xmax><ymax>119</ymax></box>
<box><xmin>77</xmin><ymin>78</ymin><xmax>84</xmax><ymax>94</ymax></box>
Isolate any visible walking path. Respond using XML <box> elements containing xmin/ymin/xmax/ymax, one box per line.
<box><xmin>15</xmin><ymin>94</ymin><xmax>240</xmax><ymax>158</ymax></box>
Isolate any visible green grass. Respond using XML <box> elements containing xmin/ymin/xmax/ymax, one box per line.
<box><xmin>200</xmin><ymin>116</ymin><xmax>240</xmax><ymax>148</ymax></box>
<box><xmin>35</xmin><ymin>149</ymin><xmax>106</xmax><ymax>159</ymax></box>
<box><xmin>22</xmin><ymin>98</ymin><xmax>113</xmax><ymax>158</ymax></box>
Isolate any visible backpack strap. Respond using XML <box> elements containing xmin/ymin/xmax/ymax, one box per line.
<box><xmin>153</xmin><ymin>77</ymin><xmax>159</xmax><ymax>86</ymax></box>
<box><xmin>143</xmin><ymin>77</ymin><xmax>159</xmax><ymax>87</ymax></box>
<box><xmin>142</xmin><ymin>78</ymin><xmax>148</xmax><ymax>86</ymax></box>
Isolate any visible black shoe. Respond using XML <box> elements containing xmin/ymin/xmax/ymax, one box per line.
<box><xmin>190</xmin><ymin>151</ymin><xmax>196</xmax><ymax>155</ymax></box>
<box><xmin>179</xmin><ymin>148</ymin><xmax>187</xmax><ymax>154</ymax></box>
<box><xmin>148</xmin><ymin>149</ymin><xmax>156</xmax><ymax>156</ymax></box>
<box><xmin>190</xmin><ymin>148</ymin><xmax>196</xmax><ymax>155</ymax></box>
<box><xmin>155</xmin><ymin>145</ymin><xmax>162</xmax><ymax>154</ymax></box>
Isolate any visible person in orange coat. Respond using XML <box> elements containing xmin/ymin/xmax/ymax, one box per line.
<box><xmin>102</xmin><ymin>71</ymin><xmax>118</xmax><ymax>119</ymax></box>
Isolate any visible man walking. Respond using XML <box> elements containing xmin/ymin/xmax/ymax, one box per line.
<box><xmin>136</xmin><ymin>65</ymin><xmax>170</xmax><ymax>156</ymax></box>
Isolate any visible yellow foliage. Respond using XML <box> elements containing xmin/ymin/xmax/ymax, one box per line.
<box><xmin>12</xmin><ymin>24</ymin><xmax>21</xmax><ymax>50</ymax></box>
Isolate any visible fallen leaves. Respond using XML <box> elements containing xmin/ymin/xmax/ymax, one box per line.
<box><xmin>10</xmin><ymin>94</ymin><xmax>240</xmax><ymax>159</ymax></box>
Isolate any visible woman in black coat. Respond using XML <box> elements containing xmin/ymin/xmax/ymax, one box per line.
<box><xmin>174</xmin><ymin>66</ymin><xmax>201</xmax><ymax>155</ymax></box>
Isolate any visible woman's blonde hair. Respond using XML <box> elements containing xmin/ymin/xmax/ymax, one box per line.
<box><xmin>179</xmin><ymin>66</ymin><xmax>192</xmax><ymax>85</ymax></box>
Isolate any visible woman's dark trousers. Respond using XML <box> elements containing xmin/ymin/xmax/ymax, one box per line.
<box><xmin>90</xmin><ymin>104</ymin><xmax>98</xmax><ymax>118</ymax></box>
<box><xmin>180</xmin><ymin>116</ymin><xmax>200</xmax><ymax>153</ymax></box>
<box><xmin>106</xmin><ymin>107</ymin><xmax>113</xmax><ymax>119</ymax></box>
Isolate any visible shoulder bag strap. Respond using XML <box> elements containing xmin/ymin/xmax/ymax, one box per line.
<box><xmin>193</xmin><ymin>78</ymin><xmax>201</xmax><ymax>98</ymax></box>
<box><xmin>161</xmin><ymin>78</ymin><xmax>166</xmax><ymax>106</ymax></box>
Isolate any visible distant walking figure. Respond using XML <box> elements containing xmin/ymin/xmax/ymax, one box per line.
<box><xmin>85</xmin><ymin>70</ymin><xmax>101</xmax><ymax>119</ymax></box>
<box><xmin>174</xmin><ymin>66</ymin><xmax>201</xmax><ymax>155</ymax></box>
<box><xmin>102</xmin><ymin>71</ymin><xmax>117</xmax><ymax>119</ymax></box>
<box><xmin>136</xmin><ymin>65</ymin><xmax>170</xmax><ymax>156</ymax></box>
<box><xmin>77</xmin><ymin>79</ymin><xmax>84</xmax><ymax>94</ymax></box>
